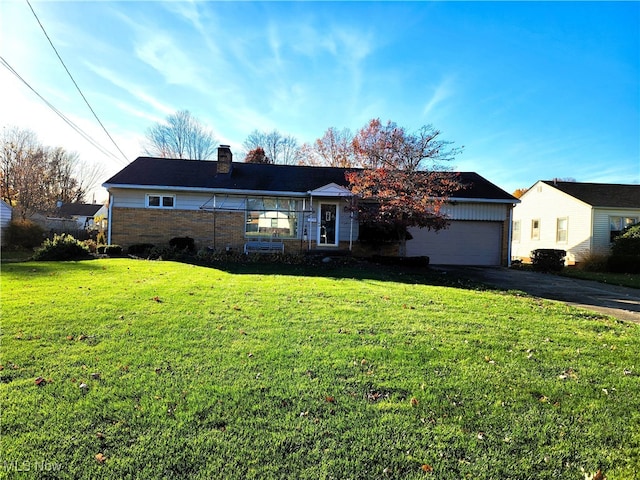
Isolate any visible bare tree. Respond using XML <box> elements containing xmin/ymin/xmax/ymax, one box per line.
<box><xmin>242</xmin><ymin>129</ymin><xmax>299</xmax><ymax>164</ymax></box>
<box><xmin>144</xmin><ymin>110</ymin><xmax>218</xmax><ymax>160</ymax></box>
<box><xmin>313</xmin><ymin>127</ymin><xmax>355</xmax><ymax>167</ymax></box>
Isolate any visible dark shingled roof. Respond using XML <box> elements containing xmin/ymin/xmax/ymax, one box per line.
<box><xmin>103</xmin><ymin>157</ymin><xmax>517</xmax><ymax>201</ymax></box>
<box><xmin>542</xmin><ymin>181</ymin><xmax>640</xmax><ymax>208</ymax></box>
<box><xmin>58</xmin><ymin>203</ymin><xmax>104</xmax><ymax>217</ymax></box>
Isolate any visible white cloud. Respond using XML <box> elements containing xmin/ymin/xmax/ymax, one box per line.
<box><xmin>422</xmin><ymin>76</ymin><xmax>456</xmax><ymax>117</ymax></box>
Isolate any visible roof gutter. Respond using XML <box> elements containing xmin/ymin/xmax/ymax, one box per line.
<box><xmin>102</xmin><ymin>183</ymin><xmax>310</xmax><ymax>198</ymax></box>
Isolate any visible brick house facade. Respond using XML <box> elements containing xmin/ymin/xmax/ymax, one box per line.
<box><xmin>103</xmin><ymin>146</ymin><xmax>518</xmax><ymax>265</ymax></box>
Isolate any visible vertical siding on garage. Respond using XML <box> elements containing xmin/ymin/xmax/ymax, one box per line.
<box><xmin>441</xmin><ymin>202</ymin><xmax>508</xmax><ymax>221</ymax></box>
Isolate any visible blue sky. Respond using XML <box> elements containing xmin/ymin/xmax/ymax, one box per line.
<box><xmin>1</xmin><ymin>1</ymin><xmax>638</xmax><ymax>201</ymax></box>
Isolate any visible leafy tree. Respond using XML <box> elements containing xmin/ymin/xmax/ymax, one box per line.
<box><xmin>244</xmin><ymin>147</ymin><xmax>271</xmax><ymax>164</ymax></box>
<box><xmin>512</xmin><ymin>188</ymin><xmax>528</xmax><ymax>198</ymax></box>
<box><xmin>346</xmin><ymin>118</ymin><xmax>463</xmax><ymax>256</ymax></box>
<box><xmin>242</xmin><ymin>129</ymin><xmax>299</xmax><ymax>165</ymax></box>
<box><xmin>1</xmin><ymin>127</ymin><xmax>93</xmax><ymax>219</ymax></box>
<box><xmin>144</xmin><ymin>110</ymin><xmax>218</xmax><ymax>160</ymax></box>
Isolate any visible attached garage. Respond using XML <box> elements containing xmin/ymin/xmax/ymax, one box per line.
<box><xmin>407</xmin><ymin>221</ymin><xmax>503</xmax><ymax>265</ymax></box>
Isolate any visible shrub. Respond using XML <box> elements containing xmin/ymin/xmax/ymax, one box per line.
<box><xmin>6</xmin><ymin>219</ymin><xmax>46</xmax><ymax>249</ymax></box>
<box><xmin>577</xmin><ymin>252</ymin><xmax>609</xmax><ymax>272</ymax></box>
<box><xmin>33</xmin><ymin>234</ymin><xmax>93</xmax><ymax>261</ymax></box>
<box><xmin>531</xmin><ymin>249</ymin><xmax>565</xmax><ymax>272</ymax></box>
<box><xmin>83</xmin><ymin>239</ymin><xmax>98</xmax><ymax>253</ymax></box>
<box><xmin>169</xmin><ymin>236</ymin><xmax>195</xmax><ymax>251</ymax></box>
<box><xmin>127</xmin><ymin>243</ymin><xmax>155</xmax><ymax>256</ymax></box>
<box><xmin>104</xmin><ymin>245</ymin><xmax>123</xmax><ymax>256</ymax></box>
<box><xmin>607</xmin><ymin>255</ymin><xmax>640</xmax><ymax>274</ymax></box>
<box><xmin>96</xmin><ymin>231</ymin><xmax>107</xmax><ymax>245</ymax></box>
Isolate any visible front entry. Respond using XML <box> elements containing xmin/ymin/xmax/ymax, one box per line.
<box><xmin>318</xmin><ymin>203</ymin><xmax>338</xmax><ymax>246</ymax></box>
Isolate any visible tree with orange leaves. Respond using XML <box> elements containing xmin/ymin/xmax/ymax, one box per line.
<box><xmin>346</xmin><ymin>119</ymin><xmax>463</xmax><ymax>256</ymax></box>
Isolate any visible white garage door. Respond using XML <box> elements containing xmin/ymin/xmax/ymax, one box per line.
<box><xmin>406</xmin><ymin>221</ymin><xmax>503</xmax><ymax>265</ymax></box>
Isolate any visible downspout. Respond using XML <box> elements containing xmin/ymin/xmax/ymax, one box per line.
<box><xmin>107</xmin><ymin>192</ymin><xmax>113</xmax><ymax>245</ymax></box>
<box><xmin>507</xmin><ymin>205</ymin><xmax>514</xmax><ymax>267</ymax></box>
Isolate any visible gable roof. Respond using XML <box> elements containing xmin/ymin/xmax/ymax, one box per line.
<box><xmin>58</xmin><ymin>203</ymin><xmax>104</xmax><ymax>217</ymax></box>
<box><xmin>541</xmin><ymin>181</ymin><xmax>640</xmax><ymax>209</ymax></box>
<box><xmin>103</xmin><ymin>157</ymin><xmax>517</xmax><ymax>202</ymax></box>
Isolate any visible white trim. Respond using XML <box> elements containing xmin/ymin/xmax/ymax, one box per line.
<box><xmin>103</xmin><ymin>183</ymin><xmax>309</xmax><ymax>198</ymax></box>
<box><xmin>448</xmin><ymin>197</ymin><xmax>520</xmax><ymax>205</ymax></box>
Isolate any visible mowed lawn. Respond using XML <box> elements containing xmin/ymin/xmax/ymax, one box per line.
<box><xmin>1</xmin><ymin>259</ymin><xmax>639</xmax><ymax>480</ymax></box>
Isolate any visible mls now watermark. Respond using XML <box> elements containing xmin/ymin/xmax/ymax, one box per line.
<box><xmin>2</xmin><ymin>460</ymin><xmax>64</xmax><ymax>473</ymax></box>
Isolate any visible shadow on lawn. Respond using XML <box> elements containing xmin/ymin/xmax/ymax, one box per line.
<box><xmin>196</xmin><ymin>258</ymin><xmax>485</xmax><ymax>290</ymax></box>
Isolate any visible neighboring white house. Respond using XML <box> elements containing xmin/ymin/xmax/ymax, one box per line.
<box><xmin>511</xmin><ymin>180</ymin><xmax>640</xmax><ymax>265</ymax></box>
<box><xmin>57</xmin><ymin>203</ymin><xmax>108</xmax><ymax>230</ymax></box>
<box><xmin>0</xmin><ymin>199</ymin><xmax>12</xmax><ymax>246</ymax></box>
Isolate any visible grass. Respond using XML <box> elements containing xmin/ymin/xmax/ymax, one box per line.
<box><xmin>2</xmin><ymin>259</ymin><xmax>639</xmax><ymax>480</ymax></box>
<box><xmin>560</xmin><ymin>268</ymin><xmax>640</xmax><ymax>289</ymax></box>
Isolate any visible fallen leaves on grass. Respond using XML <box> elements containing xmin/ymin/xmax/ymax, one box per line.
<box><xmin>35</xmin><ymin>376</ymin><xmax>46</xmax><ymax>386</ymax></box>
<box><xmin>421</xmin><ymin>464</ymin><xmax>433</xmax><ymax>472</ymax></box>
<box><xmin>410</xmin><ymin>397</ymin><xmax>419</xmax><ymax>407</ymax></box>
<box><xmin>152</xmin><ymin>296</ymin><xmax>163</xmax><ymax>303</ymax></box>
<box><xmin>95</xmin><ymin>453</ymin><xmax>107</xmax><ymax>464</ymax></box>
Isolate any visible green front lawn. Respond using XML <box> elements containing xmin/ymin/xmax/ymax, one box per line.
<box><xmin>2</xmin><ymin>259</ymin><xmax>638</xmax><ymax>479</ymax></box>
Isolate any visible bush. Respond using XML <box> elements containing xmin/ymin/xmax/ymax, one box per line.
<box><xmin>577</xmin><ymin>252</ymin><xmax>609</xmax><ymax>272</ymax></box>
<box><xmin>169</xmin><ymin>236</ymin><xmax>195</xmax><ymax>251</ymax></box>
<box><xmin>83</xmin><ymin>239</ymin><xmax>98</xmax><ymax>253</ymax></box>
<box><xmin>33</xmin><ymin>234</ymin><xmax>93</xmax><ymax>261</ymax></box>
<box><xmin>607</xmin><ymin>255</ymin><xmax>640</xmax><ymax>274</ymax></box>
<box><xmin>104</xmin><ymin>245</ymin><xmax>123</xmax><ymax>256</ymax></box>
<box><xmin>127</xmin><ymin>243</ymin><xmax>155</xmax><ymax>256</ymax></box>
<box><xmin>6</xmin><ymin>219</ymin><xmax>46</xmax><ymax>249</ymax></box>
<box><xmin>97</xmin><ymin>244</ymin><xmax>122</xmax><ymax>256</ymax></box>
<box><xmin>531</xmin><ymin>249</ymin><xmax>566</xmax><ymax>272</ymax></box>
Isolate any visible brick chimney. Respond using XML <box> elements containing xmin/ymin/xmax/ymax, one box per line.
<box><xmin>217</xmin><ymin>145</ymin><xmax>233</xmax><ymax>175</ymax></box>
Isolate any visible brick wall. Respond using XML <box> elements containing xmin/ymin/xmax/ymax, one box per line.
<box><xmin>111</xmin><ymin>207</ymin><xmax>245</xmax><ymax>250</ymax></box>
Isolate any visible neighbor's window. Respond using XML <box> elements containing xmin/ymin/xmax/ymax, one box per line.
<box><xmin>245</xmin><ymin>197</ymin><xmax>298</xmax><ymax>238</ymax></box>
<box><xmin>512</xmin><ymin>220</ymin><xmax>521</xmax><ymax>242</ymax></box>
<box><xmin>556</xmin><ymin>217</ymin><xmax>568</xmax><ymax>243</ymax></box>
<box><xmin>147</xmin><ymin>194</ymin><xmax>175</xmax><ymax>208</ymax></box>
<box><xmin>610</xmin><ymin>216</ymin><xmax>638</xmax><ymax>242</ymax></box>
<box><xmin>531</xmin><ymin>219</ymin><xmax>540</xmax><ymax>240</ymax></box>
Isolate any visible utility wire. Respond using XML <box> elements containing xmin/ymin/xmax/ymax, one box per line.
<box><xmin>25</xmin><ymin>0</ymin><xmax>130</xmax><ymax>164</ymax></box>
<box><xmin>1</xmin><ymin>56</ymin><xmax>126</xmax><ymax>165</ymax></box>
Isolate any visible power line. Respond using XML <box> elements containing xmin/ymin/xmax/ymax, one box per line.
<box><xmin>25</xmin><ymin>0</ymin><xmax>130</xmax><ymax>164</ymax></box>
<box><xmin>0</xmin><ymin>56</ymin><xmax>127</xmax><ymax>165</ymax></box>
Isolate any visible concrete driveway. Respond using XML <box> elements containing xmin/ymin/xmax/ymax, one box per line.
<box><xmin>435</xmin><ymin>266</ymin><xmax>640</xmax><ymax>323</ymax></box>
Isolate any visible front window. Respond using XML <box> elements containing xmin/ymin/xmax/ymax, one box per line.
<box><xmin>245</xmin><ymin>197</ymin><xmax>298</xmax><ymax>238</ymax></box>
<box><xmin>556</xmin><ymin>217</ymin><xmax>568</xmax><ymax>243</ymax></box>
<box><xmin>147</xmin><ymin>194</ymin><xmax>175</xmax><ymax>208</ymax></box>
<box><xmin>610</xmin><ymin>216</ymin><xmax>638</xmax><ymax>242</ymax></box>
<box><xmin>531</xmin><ymin>219</ymin><xmax>540</xmax><ymax>240</ymax></box>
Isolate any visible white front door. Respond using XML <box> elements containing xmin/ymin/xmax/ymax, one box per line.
<box><xmin>318</xmin><ymin>203</ymin><xmax>338</xmax><ymax>246</ymax></box>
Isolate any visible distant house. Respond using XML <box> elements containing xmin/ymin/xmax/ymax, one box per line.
<box><xmin>57</xmin><ymin>203</ymin><xmax>108</xmax><ymax>231</ymax></box>
<box><xmin>1</xmin><ymin>199</ymin><xmax>12</xmax><ymax>246</ymax></box>
<box><xmin>511</xmin><ymin>180</ymin><xmax>640</xmax><ymax>265</ymax></box>
<box><xmin>103</xmin><ymin>146</ymin><xmax>518</xmax><ymax>265</ymax></box>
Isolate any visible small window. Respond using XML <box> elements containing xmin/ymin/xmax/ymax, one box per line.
<box><xmin>556</xmin><ymin>217</ymin><xmax>568</xmax><ymax>243</ymax></box>
<box><xmin>512</xmin><ymin>220</ymin><xmax>521</xmax><ymax>242</ymax></box>
<box><xmin>531</xmin><ymin>219</ymin><xmax>540</xmax><ymax>240</ymax></box>
<box><xmin>610</xmin><ymin>216</ymin><xmax>638</xmax><ymax>242</ymax></box>
<box><xmin>147</xmin><ymin>194</ymin><xmax>175</xmax><ymax>209</ymax></box>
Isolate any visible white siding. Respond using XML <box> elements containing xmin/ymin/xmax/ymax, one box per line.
<box><xmin>0</xmin><ymin>200</ymin><xmax>12</xmax><ymax>246</ymax></box>
<box><xmin>110</xmin><ymin>188</ymin><xmax>246</xmax><ymax>211</ymax></box>
<box><xmin>512</xmin><ymin>181</ymin><xmax>592</xmax><ymax>263</ymax></box>
<box><xmin>592</xmin><ymin>208</ymin><xmax>640</xmax><ymax>256</ymax></box>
